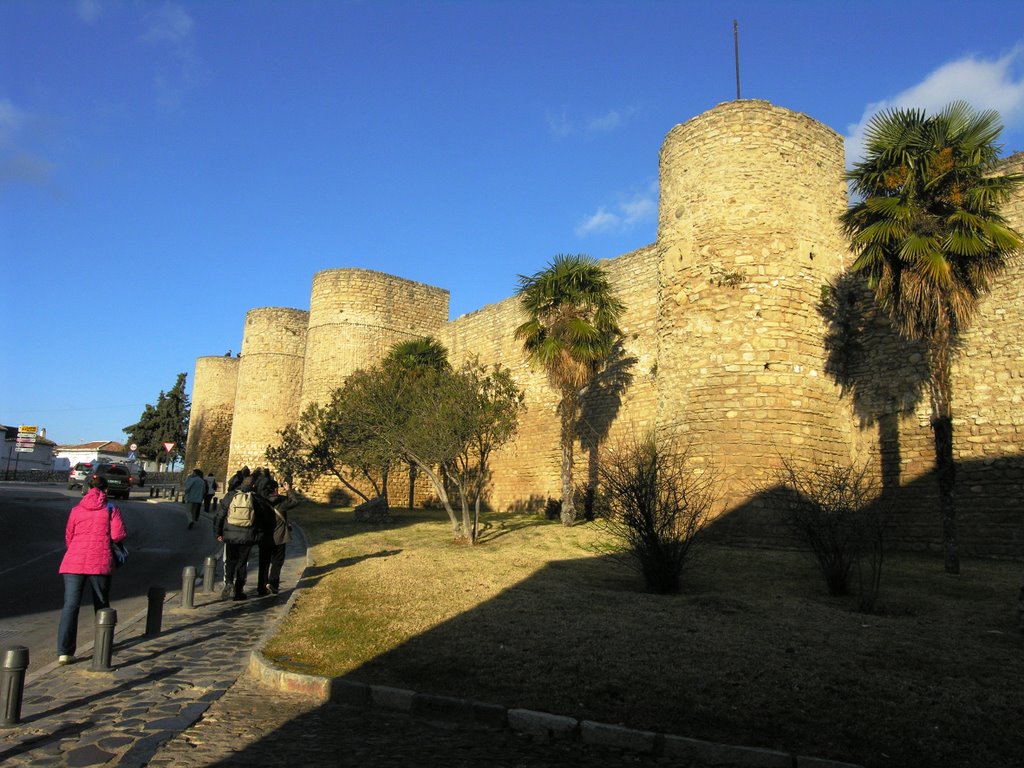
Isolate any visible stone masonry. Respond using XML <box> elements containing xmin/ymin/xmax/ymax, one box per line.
<box><xmin>186</xmin><ymin>99</ymin><xmax>1024</xmax><ymax>556</ymax></box>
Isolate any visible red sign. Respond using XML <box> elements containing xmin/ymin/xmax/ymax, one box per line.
<box><xmin>163</xmin><ymin>442</ymin><xmax>176</xmax><ymax>453</ymax></box>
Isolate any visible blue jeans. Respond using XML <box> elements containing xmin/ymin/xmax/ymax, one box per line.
<box><xmin>58</xmin><ymin>573</ymin><xmax>111</xmax><ymax>656</ymax></box>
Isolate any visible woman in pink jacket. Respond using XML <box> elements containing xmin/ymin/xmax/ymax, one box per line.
<box><xmin>57</xmin><ymin>475</ymin><xmax>128</xmax><ymax>664</ymax></box>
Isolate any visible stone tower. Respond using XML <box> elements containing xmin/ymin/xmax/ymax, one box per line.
<box><xmin>226</xmin><ymin>307</ymin><xmax>309</xmax><ymax>477</ymax></box>
<box><xmin>184</xmin><ymin>355</ymin><xmax>239</xmax><ymax>482</ymax></box>
<box><xmin>299</xmin><ymin>268</ymin><xmax>449</xmax><ymax>411</ymax></box>
<box><xmin>655</xmin><ymin>100</ymin><xmax>853</xmax><ymax>507</ymax></box>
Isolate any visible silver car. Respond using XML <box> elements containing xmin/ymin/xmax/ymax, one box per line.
<box><xmin>67</xmin><ymin>462</ymin><xmax>94</xmax><ymax>490</ymax></box>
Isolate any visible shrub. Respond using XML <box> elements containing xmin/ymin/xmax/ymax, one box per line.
<box><xmin>596</xmin><ymin>433</ymin><xmax>716</xmax><ymax>593</ymax></box>
<box><xmin>761</xmin><ymin>457</ymin><xmax>886</xmax><ymax>609</ymax></box>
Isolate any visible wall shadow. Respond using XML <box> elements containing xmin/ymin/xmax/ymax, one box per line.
<box><xmin>819</xmin><ymin>271</ymin><xmax>930</xmax><ymax>496</ymax></box>
<box><xmin>704</xmin><ymin>453</ymin><xmax>1024</xmax><ymax>558</ymax></box>
<box><xmin>577</xmin><ymin>341</ymin><xmax>637</xmax><ymax>518</ymax></box>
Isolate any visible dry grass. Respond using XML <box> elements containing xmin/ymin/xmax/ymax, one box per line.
<box><xmin>264</xmin><ymin>504</ymin><xmax>1024</xmax><ymax>768</ymax></box>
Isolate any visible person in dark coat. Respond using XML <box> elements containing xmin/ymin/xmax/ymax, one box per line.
<box><xmin>252</xmin><ymin>480</ymin><xmax>278</xmax><ymax>596</ymax></box>
<box><xmin>214</xmin><ymin>477</ymin><xmax>259</xmax><ymax>600</ymax></box>
<box><xmin>264</xmin><ymin>479</ymin><xmax>300</xmax><ymax>594</ymax></box>
<box><xmin>227</xmin><ymin>466</ymin><xmax>250</xmax><ymax>493</ymax></box>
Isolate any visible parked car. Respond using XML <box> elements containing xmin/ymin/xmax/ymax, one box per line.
<box><xmin>67</xmin><ymin>462</ymin><xmax>95</xmax><ymax>490</ymax></box>
<box><xmin>82</xmin><ymin>463</ymin><xmax>134</xmax><ymax>500</ymax></box>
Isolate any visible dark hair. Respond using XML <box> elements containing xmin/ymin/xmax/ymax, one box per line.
<box><xmin>192</xmin><ymin>468</ymin><xmax>203</xmax><ymax>477</ymax></box>
<box><xmin>90</xmin><ymin>475</ymin><xmax>108</xmax><ymax>491</ymax></box>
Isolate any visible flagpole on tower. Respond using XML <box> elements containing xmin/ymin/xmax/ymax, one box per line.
<box><xmin>734</xmin><ymin>19</ymin><xmax>741</xmax><ymax>100</ymax></box>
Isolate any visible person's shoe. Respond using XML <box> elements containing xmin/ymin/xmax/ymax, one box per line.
<box><xmin>233</xmin><ymin>592</ymin><xmax>247</xmax><ymax>601</ymax></box>
<box><xmin>58</xmin><ymin>655</ymin><xmax>73</xmax><ymax>665</ymax></box>
<box><xmin>267</xmin><ymin>583</ymin><xmax>279</xmax><ymax>595</ymax></box>
<box><xmin>221</xmin><ymin>586</ymin><xmax>232</xmax><ymax>599</ymax></box>
<box><xmin>187</xmin><ymin>521</ymin><xmax>194</xmax><ymax>529</ymax></box>
<box><xmin>257</xmin><ymin>587</ymin><xmax>269</xmax><ymax>596</ymax></box>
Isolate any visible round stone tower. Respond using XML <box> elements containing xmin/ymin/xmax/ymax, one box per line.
<box><xmin>299</xmin><ymin>268</ymin><xmax>449</xmax><ymax>410</ymax></box>
<box><xmin>655</xmin><ymin>100</ymin><xmax>853</xmax><ymax>509</ymax></box>
<box><xmin>184</xmin><ymin>355</ymin><xmax>239</xmax><ymax>483</ymax></box>
<box><xmin>227</xmin><ymin>307</ymin><xmax>309</xmax><ymax>477</ymax></box>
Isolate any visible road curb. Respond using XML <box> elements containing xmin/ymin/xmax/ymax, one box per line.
<box><xmin>246</xmin><ymin>537</ymin><xmax>865</xmax><ymax>768</ymax></box>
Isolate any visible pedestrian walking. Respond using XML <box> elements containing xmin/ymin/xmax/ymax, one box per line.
<box><xmin>203</xmin><ymin>472</ymin><xmax>218</xmax><ymax>513</ymax></box>
<box><xmin>214</xmin><ymin>477</ymin><xmax>259</xmax><ymax>600</ymax></box>
<box><xmin>183</xmin><ymin>468</ymin><xmax>206</xmax><ymax>529</ymax></box>
<box><xmin>57</xmin><ymin>475</ymin><xmax>127</xmax><ymax>665</ymax></box>
<box><xmin>265</xmin><ymin>479</ymin><xmax>299</xmax><ymax>594</ymax></box>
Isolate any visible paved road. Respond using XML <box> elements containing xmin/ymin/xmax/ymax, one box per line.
<box><xmin>0</xmin><ymin>484</ymin><xmax>221</xmax><ymax>670</ymax></box>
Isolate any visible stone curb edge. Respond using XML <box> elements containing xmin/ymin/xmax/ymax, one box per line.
<box><xmin>247</xmin><ymin>530</ymin><xmax>864</xmax><ymax>768</ymax></box>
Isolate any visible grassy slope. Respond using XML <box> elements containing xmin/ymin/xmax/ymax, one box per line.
<box><xmin>263</xmin><ymin>505</ymin><xmax>1024</xmax><ymax>768</ymax></box>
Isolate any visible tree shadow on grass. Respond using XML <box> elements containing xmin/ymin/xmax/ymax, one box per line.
<box><xmin>298</xmin><ymin>550</ymin><xmax>403</xmax><ymax>588</ymax></box>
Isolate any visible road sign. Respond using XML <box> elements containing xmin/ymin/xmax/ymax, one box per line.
<box><xmin>127</xmin><ymin>451</ymin><xmax>136</xmax><ymax>460</ymax></box>
<box><xmin>130</xmin><ymin>443</ymin><xmax>138</xmax><ymax>451</ymax></box>
<box><xmin>15</xmin><ymin>425</ymin><xmax>37</xmax><ymax>453</ymax></box>
<box><xmin>163</xmin><ymin>442</ymin><xmax>176</xmax><ymax>453</ymax></box>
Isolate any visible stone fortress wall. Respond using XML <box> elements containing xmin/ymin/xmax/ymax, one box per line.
<box><xmin>186</xmin><ymin>99</ymin><xmax>1024</xmax><ymax>556</ymax></box>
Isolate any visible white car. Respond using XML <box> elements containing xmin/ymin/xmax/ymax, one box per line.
<box><xmin>67</xmin><ymin>462</ymin><xmax>95</xmax><ymax>490</ymax></box>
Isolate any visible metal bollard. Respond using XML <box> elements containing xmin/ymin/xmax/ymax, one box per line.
<box><xmin>203</xmin><ymin>556</ymin><xmax>216</xmax><ymax>593</ymax></box>
<box><xmin>145</xmin><ymin>586</ymin><xmax>166</xmax><ymax>637</ymax></box>
<box><xmin>212</xmin><ymin>497</ymin><xmax>218</xmax><ymax>511</ymax></box>
<box><xmin>1</xmin><ymin>646</ymin><xmax>29</xmax><ymax>727</ymax></box>
<box><xmin>92</xmin><ymin>609</ymin><xmax>117</xmax><ymax>671</ymax></box>
<box><xmin>181</xmin><ymin>566</ymin><xmax>196</xmax><ymax>608</ymax></box>
<box><xmin>149</xmin><ymin>486</ymin><xmax>155</xmax><ymax>498</ymax></box>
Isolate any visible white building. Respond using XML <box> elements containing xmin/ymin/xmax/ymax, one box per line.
<box><xmin>1</xmin><ymin>425</ymin><xmax>57</xmax><ymax>476</ymax></box>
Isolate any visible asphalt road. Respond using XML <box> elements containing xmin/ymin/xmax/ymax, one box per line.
<box><xmin>0</xmin><ymin>483</ymin><xmax>220</xmax><ymax>672</ymax></box>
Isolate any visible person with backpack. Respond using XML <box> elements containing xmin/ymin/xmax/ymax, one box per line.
<box><xmin>214</xmin><ymin>477</ymin><xmax>259</xmax><ymax>600</ymax></box>
<box><xmin>57</xmin><ymin>475</ymin><xmax>127</xmax><ymax>664</ymax></box>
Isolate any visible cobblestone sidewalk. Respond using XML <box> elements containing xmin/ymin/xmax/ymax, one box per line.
<box><xmin>0</xmin><ymin>532</ymin><xmax>307</xmax><ymax>768</ymax></box>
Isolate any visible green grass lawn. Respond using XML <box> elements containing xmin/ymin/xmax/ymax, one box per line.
<box><xmin>263</xmin><ymin>504</ymin><xmax>1024</xmax><ymax>768</ymax></box>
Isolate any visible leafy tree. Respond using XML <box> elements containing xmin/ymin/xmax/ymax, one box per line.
<box><xmin>384</xmin><ymin>336</ymin><xmax>451</xmax><ymax>507</ymax></box>
<box><xmin>515</xmin><ymin>254</ymin><xmax>624</xmax><ymax>526</ymax></box>
<box><xmin>124</xmin><ymin>373</ymin><xmax>190</xmax><ymax>469</ymax></box>
<box><xmin>266</xmin><ymin>374</ymin><xmax>393</xmax><ymax>504</ymax></box>
<box><xmin>448</xmin><ymin>361</ymin><xmax>526</xmax><ymax>541</ymax></box>
<box><xmin>841</xmin><ymin>102</ymin><xmax>1023</xmax><ymax>574</ymax></box>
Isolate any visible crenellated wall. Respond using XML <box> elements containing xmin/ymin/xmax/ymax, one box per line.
<box><xmin>187</xmin><ymin>101</ymin><xmax>1024</xmax><ymax>555</ymax></box>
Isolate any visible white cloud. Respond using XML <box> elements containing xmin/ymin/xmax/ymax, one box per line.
<box><xmin>845</xmin><ymin>46</ymin><xmax>1024</xmax><ymax>165</ymax></box>
<box><xmin>576</xmin><ymin>207</ymin><xmax>621</xmax><ymax>235</ymax></box>
<box><xmin>588</xmin><ymin>109</ymin><xmax>622</xmax><ymax>132</ymax></box>
<box><xmin>143</xmin><ymin>2</ymin><xmax>194</xmax><ymax>44</ymax></box>
<box><xmin>0</xmin><ymin>99</ymin><xmax>54</xmax><ymax>188</ymax></box>
<box><xmin>576</xmin><ymin>182</ymin><xmax>658</xmax><ymax>237</ymax></box>
<box><xmin>548</xmin><ymin>105</ymin><xmax>637</xmax><ymax>138</ymax></box>
<box><xmin>546</xmin><ymin>107</ymin><xmax>572</xmax><ymax>138</ymax></box>
<box><xmin>76</xmin><ymin>0</ymin><xmax>103</xmax><ymax>23</ymax></box>
<box><xmin>140</xmin><ymin>3</ymin><xmax>201</xmax><ymax>110</ymax></box>
<box><xmin>0</xmin><ymin>99</ymin><xmax>27</xmax><ymax>145</ymax></box>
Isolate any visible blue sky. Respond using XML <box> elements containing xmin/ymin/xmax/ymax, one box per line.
<box><xmin>3</xmin><ymin>0</ymin><xmax>1024</xmax><ymax>445</ymax></box>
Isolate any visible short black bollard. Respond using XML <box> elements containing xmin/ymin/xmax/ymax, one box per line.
<box><xmin>1</xmin><ymin>646</ymin><xmax>29</xmax><ymax>727</ymax></box>
<box><xmin>145</xmin><ymin>586</ymin><xmax>166</xmax><ymax>637</ymax></box>
<box><xmin>212</xmin><ymin>497</ymin><xmax>218</xmax><ymax>511</ymax></box>
<box><xmin>181</xmin><ymin>566</ymin><xmax>196</xmax><ymax>608</ymax></box>
<box><xmin>149</xmin><ymin>486</ymin><xmax>155</xmax><ymax>498</ymax></box>
<box><xmin>203</xmin><ymin>556</ymin><xmax>216</xmax><ymax>593</ymax></box>
<box><xmin>92</xmin><ymin>609</ymin><xmax>117</xmax><ymax>671</ymax></box>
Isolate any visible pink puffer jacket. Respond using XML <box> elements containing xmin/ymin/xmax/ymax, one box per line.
<box><xmin>59</xmin><ymin>488</ymin><xmax>128</xmax><ymax>575</ymax></box>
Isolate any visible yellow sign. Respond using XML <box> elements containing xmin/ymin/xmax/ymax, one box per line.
<box><xmin>18</xmin><ymin>425</ymin><xmax>37</xmax><ymax>435</ymax></box>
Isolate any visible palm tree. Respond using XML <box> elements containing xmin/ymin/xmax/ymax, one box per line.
<box><xmin>842</xmin><ymin>101</ymin><xmax>1023</xmax><ymax>574</ymax></box>
<box><xmin>515</xmin><ymin>254</ymin><xmax>625</xmax><ymax>525</ymax></box>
